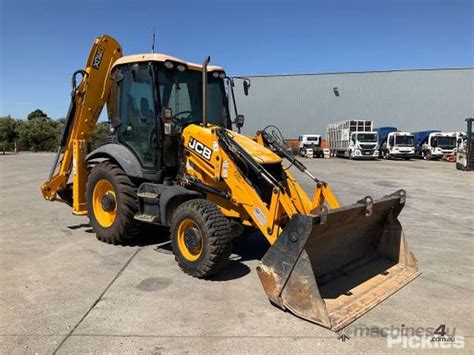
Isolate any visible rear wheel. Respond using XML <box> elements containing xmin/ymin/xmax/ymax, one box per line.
<box><xmin>170</xmin><ymin>199</ymin><xmax>232</xmax><ymax>278</ymax></box>
<box><xmin>86</xmin><ymin>161</ymin><xmax>141</xmax><ymax>245</ymax></box>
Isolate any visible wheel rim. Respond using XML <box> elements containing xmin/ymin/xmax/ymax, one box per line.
<box><xmin>92</xmin><ymin>179</ymin><xmax>117</xmax><ymax>228</ymax></box>
<box><xmin>177</xmin><ymin>218</ymin><xmax>203</xmax><ymax>261</ymax></box>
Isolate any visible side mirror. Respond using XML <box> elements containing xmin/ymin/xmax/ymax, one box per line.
<box><xmin>457</xmin><ymin>138</ymin><xmax>462</xmax><ymax>144</ymax></box>
<box><xmin>243</xmin><ymin>80</ymin><xmax>250</xmax><ymax>96</ymax></box>
<box><xmin>234</xmin><ymin>114</ymin><xmax>245</xmax><ymax>129</ymax></box>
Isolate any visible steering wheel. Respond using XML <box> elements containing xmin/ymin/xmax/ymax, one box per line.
<box><xmin>172</xmin><ymin>111</ymin><xmax>193</xmax><ymax>124</ymax></box>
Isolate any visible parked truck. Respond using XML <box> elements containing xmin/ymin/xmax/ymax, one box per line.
<box><xmin>413</xmin><ymin>130</ymin><xmax>457</xmax><ymax>160</ymax></box>
<box><xmin>375</xmin><ymin>127</ymin><xmax>415</xmax><ymax>160</ymax></box>
<box><xmin>298</xmin><ymin>134</ymin><xmax>324</xmax><ymax>158</ymax></box>
<box><xmin>327</xmin><ymin>120</ymin><xmax>379</xmax><ymax>159</ymax></box>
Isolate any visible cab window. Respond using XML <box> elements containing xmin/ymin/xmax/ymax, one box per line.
<box><xmin>117</xmin><ymin>64</ymin><xmax>157</xmax><ymax>169</ymax></box>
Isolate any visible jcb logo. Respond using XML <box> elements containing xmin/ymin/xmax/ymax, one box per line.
<box><xmin>92</xmin><ymin>46</ymin><xmax>105</xmax><ymax>70</ymax></box>
<box><xmin>188</xmin><ymin>138</ymin><xmax>212</xmax><ymax>161</ymax></box>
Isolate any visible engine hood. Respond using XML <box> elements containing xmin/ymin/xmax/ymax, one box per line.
<box><xmin>229</xmin><ymin>130</ymin><xmax>283</xmax><ymax>164</ymax></box>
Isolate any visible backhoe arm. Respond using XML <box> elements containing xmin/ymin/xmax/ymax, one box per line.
<box><xmin>41</xmin><ymin>35</ymin><xmax>122</xmax><ymax>215</ymax></box>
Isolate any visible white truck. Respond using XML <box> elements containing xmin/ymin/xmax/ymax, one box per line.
<box><xmin>298</xmin><ymin>134</ymin><xmax>324</xmax><ymax>158</ymax></box>
<box><xmin>413</xmin><ymin>130</ymin><xmax>457</xmax><ymax>160</ymax></box>
<box><xmin>375</xmin><ymin>127</ymin><xmax>415</xmax><ymax>160</ymax></box>
<box><xmin>326</xmin><ymin>120</ymin><xmax>379</xmax><ymax>159</ymax></box>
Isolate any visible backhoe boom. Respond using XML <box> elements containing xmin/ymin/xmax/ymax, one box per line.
<box><xmin>40</xmin><ymin>35</ymin><xmax>122</xmax><ymax>214</ymax></box>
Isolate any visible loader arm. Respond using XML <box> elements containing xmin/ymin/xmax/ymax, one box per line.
<box><xmin>180</xmin><ymin>124</ymin><xmax>419</xmax><ymax>331</ymax></box>
<box><xmin>180</xmin><ymin>125</ymin><xmax>338</xmax><ymax>244</ymax></box>
<box><xmin>40</xmin><ymin>35</ymin><xmax>122</xmax><ymax>215</ymax></box>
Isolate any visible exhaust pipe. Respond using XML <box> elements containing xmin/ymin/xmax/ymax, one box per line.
<box><xmin>202</xmin><ymin>56</ymin><xmax>210</xmax><ymax>128</ymax></box>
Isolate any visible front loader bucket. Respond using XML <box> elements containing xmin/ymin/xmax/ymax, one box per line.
<box><xmin>256</xmin><ymin>190</ymin><xmax>420</xmax><ymax>331</ymax></box>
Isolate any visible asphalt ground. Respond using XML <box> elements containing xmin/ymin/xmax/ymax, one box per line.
<box><xmin>1</xmin><ymin>152</ymin><xmax>473</xmax><ymax>353</ymax></box>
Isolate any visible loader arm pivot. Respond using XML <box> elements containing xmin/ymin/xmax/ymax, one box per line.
<box><xmin>40</xmin><ymin>35</ymin><xmax>122</xmax><ymax>215</ymax></box>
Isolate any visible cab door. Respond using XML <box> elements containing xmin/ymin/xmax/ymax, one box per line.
<box><xmin>116</xmin><ymin>63</ymin><xmax>159</xmax><ymax>169</ymax></box>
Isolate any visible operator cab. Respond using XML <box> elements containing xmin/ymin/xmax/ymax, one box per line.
<box><xmin>107</xmin><ymin>54</ymin><xmax>231</xmax><ymax>178</ymax></box>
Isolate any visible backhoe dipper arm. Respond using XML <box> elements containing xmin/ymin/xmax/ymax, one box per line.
<box><xmin>40</xmin><ymin>35</ymin><xmax>122</xmax><ymax>215</ymax></box>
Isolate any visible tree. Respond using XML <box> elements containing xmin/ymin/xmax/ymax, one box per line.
<box><xmin>90</xmin><ymin>122</ymin><xmax>110</xmax><ymax>150</ymax></box>
<box><xmin>0</xmin><ymin>116</ymin><xmax>19</xmax><ymax>154</ymax></box>
<box><xmin>17</xmin><ymin>117</ymin><xmax>63</xmax><ymax>152</ymax></box>
<box><xmin>27</xmin><ymin>109</ymin><xmax>49</xmax><ymax>121</ymax></box>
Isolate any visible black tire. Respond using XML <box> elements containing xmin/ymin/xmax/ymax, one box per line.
<box><xmin>86</xmin><ymin>161</ymin><xmax>141</xmax><ymax>245</ymax></box>
<box><xmin>348</xmin><ymin>150</ymin><xmax>353</xmax><ymax>160</ymax></box>
<box><xmin>424</xmin><ymin>150</ymin><xmax>432</xmax><ymax>160</ymax></box>
<box><xmin>170</xmin><ymin>199</ymin><xmax>232</xmax><ymax>278</ymax></box>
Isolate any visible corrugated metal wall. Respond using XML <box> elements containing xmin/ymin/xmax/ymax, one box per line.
<box><xmin>233</xmin><ymin>68</ymin><xmax>474</xmax><ymax>138</ymax></box>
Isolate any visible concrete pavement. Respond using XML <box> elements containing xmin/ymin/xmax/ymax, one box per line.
<box><xmin>1</xmin><ymin>153</ymin><xmax>473</xmax><ymax>353</ymax></box>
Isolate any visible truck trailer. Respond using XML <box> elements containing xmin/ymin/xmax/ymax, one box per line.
<box><xmin>327</xmin><ymin>120</ymin><xmax>379</xmax><ymax>159</ymax></box>
<box><xmin>375</xmin><ymin>127</ymin><xmax>415</xmax><ymax>160</ymax></box>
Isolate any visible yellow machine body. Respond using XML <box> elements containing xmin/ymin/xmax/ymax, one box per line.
<box><xmin>40</xmin><ymin>35</ymin><xmax>420</xmax><ymax>331</ymax></box>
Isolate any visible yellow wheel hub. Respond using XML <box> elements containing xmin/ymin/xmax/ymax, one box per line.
<box><xmin>92</xmin><ymin>179</ymin><xmax>117</xmax><ymax>228</ymax></box>
<box><xmin>177</xmin><ymin>218</ymin><xmax>203</xmax><ymax>261</ymax></box>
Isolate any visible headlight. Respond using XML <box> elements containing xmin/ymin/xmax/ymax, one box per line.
<box><xmin>164</xmin><ymin>61</ymin><xmax>174</xmax><ymax>69</ymax></box>
<box><xmin>212</xmin><ymin>71</ymin><xmax>226</xmax><ymax>79</ymax></box>
<box><xmin>375</xmin><ymin>150</ymin><xmax>379</xmax><ymax>155</ymax></box>
<box><xmin>177</xmin><ymin>64</ymin><xmax>186</xmax><ymax>72</ymax></box>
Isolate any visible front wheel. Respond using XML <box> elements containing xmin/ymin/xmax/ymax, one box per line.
<box><xmin>170</xmin><ymin>199</ymin><xmax>232</xmax><ymax>278</ymax></box>
<box><xmin>86</xmin><ymin>161</ymin><xmax>141</xmax><ymax>245</ymax></box>
<box><xmin>424</xmin><ymin>151</ymin><xmax>432</xmax><ymax>160</ymax></box>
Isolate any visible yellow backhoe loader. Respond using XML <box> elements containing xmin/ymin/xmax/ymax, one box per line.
<box><xmin>41</xmin><ymin>35</ymin><xmax>420</xmax><ymax>331</ymax></box>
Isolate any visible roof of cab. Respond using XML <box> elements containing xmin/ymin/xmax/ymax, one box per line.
<box><xmin>112</xmin><ymin>53</ymin><xmax>225</xmax><ymax>72</ymax></box>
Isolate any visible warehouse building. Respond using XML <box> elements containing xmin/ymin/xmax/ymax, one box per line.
<box><xmin>233</xmin><ymin>68</ymin><xmax>474</xmax><ymax>139</ymax></box>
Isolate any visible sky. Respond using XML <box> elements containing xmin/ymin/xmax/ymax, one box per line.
<box><xmin>0</xmin><ymin>0</ymin><xmax>472</xmax><ymax>119</ymax></box>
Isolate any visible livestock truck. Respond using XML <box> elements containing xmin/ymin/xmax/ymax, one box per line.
<box><xmin>375</xmin><ymin>127</ymin><xmax>415</xmax><ymax>160</ymax></box>
<box><xmin>327</xmin><ymin>120</ymin><xmax>379</xmax><ymax>159</ymax></box>
<box><xmin>413</xmin><ymin>130</ymin><xmax>457</xmax><ymax>160</ymax></box>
